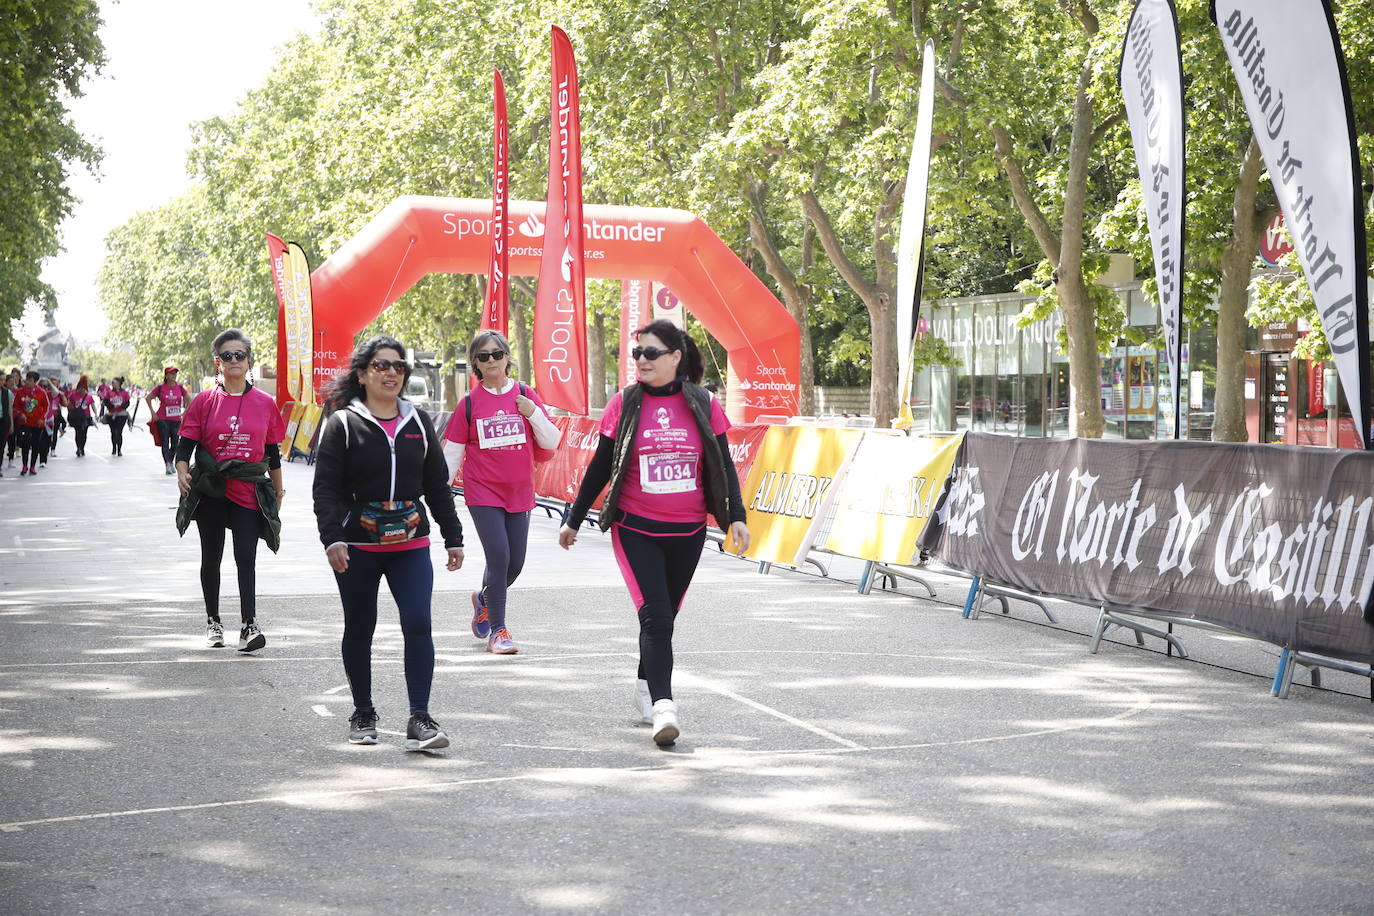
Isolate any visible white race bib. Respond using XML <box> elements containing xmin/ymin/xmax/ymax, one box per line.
<box><xmin>165</xmin><ymin>404</ymin><xmax>183</xmax><ymax>418</ymax></box>
<box><xmin>476</xmin><ymin>413</ymin><xmax>527</xmax><ymax>449</ymax></box>
<box><xmin>639</xmin><ymin>451</ymin><xmax>699</xmax><ymax>494</ymax></box>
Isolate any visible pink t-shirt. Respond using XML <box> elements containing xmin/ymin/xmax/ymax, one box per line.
<box><xmin>179</xmin><ymin>385</ymin><xmax>287</xmax><ymax>510</ymax></box>
<box><xmin>150</xmin><ymin>383</ymin><xmax>189</xmax><ymax>421</ymax></box>
<box><xmin>445</xmin><ymin>382</ymin><xmax>551</xmax><ymax>513</ymax></box>
<box><xmin>104</xmin><ymin>389</ymin><xmax>131</xmax><ymax>416</ymax></box>
<box><xmin>67</xmin><ymin>391</ymin><xmax>96</xmax><ymax>415</ymax></box>
<box><xmin>356</xmin><ymin>413</ymin><xmax>430</xmax><ymax>552</ymax></box>
<box><xmin>599</xmin><ymin>389</ymin><xmax>730</xmax><ymax>523</ymax></box>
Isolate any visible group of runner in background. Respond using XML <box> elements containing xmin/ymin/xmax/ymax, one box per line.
<box><xmin>0</xmin><ymin>369</ymin><xmax>164</xmax><ymax>476</ymax></box>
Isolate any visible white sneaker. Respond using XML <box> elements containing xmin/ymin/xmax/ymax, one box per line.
<box><xmin>651</xmin><ymin>699</ymin><xmax>679</xmax><ymax>746</ymax></box>
<box><xmin>238</xmin><ymin>620</ymin><xmax>266</xmax><ymax>652</ymax></box>
<box><xmin>206</xmin><ymin>618</ymin><xmax>225</xmax><ymax>648</ymax></box>
<box><xmin>634</xmin><ymin>679</ymin><xmax>653</xmax><ymax>724</ymax></box>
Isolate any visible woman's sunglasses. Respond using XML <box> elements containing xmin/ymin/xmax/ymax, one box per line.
<box><xmin>474</xmin><ymin>350</ymin><xmax>507</xmax><ymax>363</ymax></box>
<box><xmin>632</xmin><ymin>346</ymin><xmax>674</xmax><ymax>361</ymax></box>
<box><xmin>370</xmin><ymin>358</ymin><xmax>409</xmax><ymax>374</ymax></box>
<box><xmin>217</xmin><ymin>350</ymin><xmax>249</xmax><ymax>362</ymax></box>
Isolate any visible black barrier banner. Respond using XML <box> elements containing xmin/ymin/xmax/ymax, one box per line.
<box><xmin>921</xmin><ymin>433</ymin><xmax>1374</xmax><ymax>664</ymax></box>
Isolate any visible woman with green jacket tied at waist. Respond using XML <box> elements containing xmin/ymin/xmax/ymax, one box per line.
<box><xmin>312</xmin><ymin>335</ymin><xmax>465</xmax><ymax>752</ymax></box>
<box><xmin>175</xmin><ymin>329</ymin><xmax>286</xmax><ymax>653</ymax></box>
<box><xmin>559</xmin><ymin>320</ymin><xmax>751</xmax><ymax>747</ymax></box>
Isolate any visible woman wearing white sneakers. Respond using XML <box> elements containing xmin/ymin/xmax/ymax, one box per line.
<box><xmin>443</xmin><ymin>330</ymin><xmax>561</xmax><ymax>655</ymax></box>
<box><xmin>559</xmin><ymin>320</ymin><xmax>750</xmax><ymax>746</ymax></box>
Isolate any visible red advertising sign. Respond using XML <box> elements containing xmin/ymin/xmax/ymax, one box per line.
<box><xmin>480</xmin><ymin>69</ymin><xmax>510</xmax><ymax>335</ymax></box>
<box><xmin>1309</xmin><ymin>360</ymin><xmax>1325</xmax><ymax>416</ymax></box>
<box><xmin>532</xmin><ymin>26</ymin><xmax>588</xmax><ymax>415</ymax></box>
<box><xmin>1258</xmin><ymin>213</ymin><xmax>1295</xmax><ymax>267</ymax></box>
<box><xmin>618</xmin><ymin>279</ymin><xmax>650</xmax><ymax>389</ymax></box>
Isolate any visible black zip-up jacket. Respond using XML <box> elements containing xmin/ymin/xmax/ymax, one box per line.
<box><xmin>312</xmin><ymin>399</ymin><xmax>464</xmax><ymax>549</ymax></box>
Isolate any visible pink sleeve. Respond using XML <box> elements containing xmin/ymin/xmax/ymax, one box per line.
<box><xmin>709</xmin><ymin>396</ymin><xmax>730</xmax><ymax>435</ymax></box>
<box><xmin>443</xmin><ymin>398</ymin><xmax>471</xmax><ymax>444</ymax></box>
<box><xmin>265</xmin><ymin>395</ymin><xmax>286</xmax><ymax>442</ymax></box>
<box><xmin>598</xmin><ymin>392</ymin><xmax>622</xmax><ymax>437</ymax></box>
<box><xmin>179</xmin><ymin>392</ymin><xmax>205</xmax><ymax>441</ymax></box>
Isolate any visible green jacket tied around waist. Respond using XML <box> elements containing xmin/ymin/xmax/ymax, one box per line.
<box><xmin>175</xmin><ymin>444</ymin><xmax>281</xmax><ymax>552</ymax></box>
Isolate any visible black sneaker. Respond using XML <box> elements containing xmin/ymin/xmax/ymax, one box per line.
<box><xmin>348</xmin><ymin>708</ymin><xmax>379</xmax><ymax>745</ymax></box>
<box><xmin>405</xmin><ymin>712</ymin><xmax>449</xmax><ymax>751</ymax></box>
<box><xmin>238</xmin><ymin>621</ymin><xmax>266</xmax><ymax>652</ymax></box>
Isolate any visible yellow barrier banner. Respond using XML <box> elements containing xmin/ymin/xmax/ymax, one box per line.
<box><xmin>280</xmin><ymin>402</ymin><xmax>305</xmax><ymax>454</ymax></box>
<box><xmin>824</xmin><ymin>433</ymin><xmax>963</xmax><ymax>564</ymax></box>
<box><xmin>291</xmin><ymin>404</ymin><xmax>324</xmax><ymax>457</ymax></box>
<box><xmin>731</xmin><ymin>425</ymin><xmax>862</xmax><ymax>566</ymax></box>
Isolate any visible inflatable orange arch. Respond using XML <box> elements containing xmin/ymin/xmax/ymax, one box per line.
<box><xmin>296</xmin><ymin>195</ymin><xmax>800</xmax><ymax>422</ymax></box>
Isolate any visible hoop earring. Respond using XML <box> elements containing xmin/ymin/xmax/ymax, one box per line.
<box><xmin>215</xmin><ymin>363</ymin><xmax>223</xmax><ymax>387</ymax></box>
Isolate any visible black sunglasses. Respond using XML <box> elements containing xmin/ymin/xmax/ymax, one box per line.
<box><xmin>217</xmin><ymin>350</ymin><xmax>249</xmax><ymax>362</ymax></box>
<box><xmin>632</xmin><ymin>345</ymin><xmax>674</xmax><ymax>361</ymax></box>
<box><xmin>474</xmin><ymin>350</ymin><xmax>507</xmax><ymax>363</ymax></box>
<box><xmin>369</xmin><ymin>358</ymin><xmax>409</xmax><ymax>374</ymax></box>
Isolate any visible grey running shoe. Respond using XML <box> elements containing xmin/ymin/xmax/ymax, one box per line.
<box><xmin>405</xmin><ymin>712</ymin><xmax>450</xmax><ymax>751</ymax></box>
<box><xmin>238</xmin><ymin>621</ymin><xmax>266</xmax><ymax>652</ymax></box>
<box><xmin>348</xmin><ymin>708</ymin><xmax>379</xmax><ymax>745</ymax></box>
<box><xmin>206</xmin><ymin>618</ymin><xmax>225</xmax><ymax>648</ymax></box>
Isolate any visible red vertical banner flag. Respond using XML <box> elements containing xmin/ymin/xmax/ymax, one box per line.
<box><xmin>532</xmin><ymin>26</ymin><xmax>588</xmax><ymax>415</ymax></box>
<box><xmin>480</xmin><ymin>69</ymin><xmax>510</xmax><ymax>335</ymax></box>
<box><xmin>265</xmin><ymin>232</ymin><xmax>296</xmax><ymax>405</ymax></box>
<box><xmin>618</xmin><ymin>279</ymin><xmax>650</xmax><ymax>389</ymax></box>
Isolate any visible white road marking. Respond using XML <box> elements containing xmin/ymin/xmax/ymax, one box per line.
<box><xmin>675</xmin><ymin>668</ymin><xmax>866</xmax><ymax>750</ymax></box>
<box><xmin>311</xmin><ymin>705</ymin><xmax>333</xmax><ymax>717</ymax></box>
<box><xmin>323</xmin><ymin>684</ymin><xmax>349</xmax><ymax>695</ymax></box>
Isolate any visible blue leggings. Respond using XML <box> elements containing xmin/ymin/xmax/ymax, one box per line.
<box><xmin>335</xmin><ymin>546</ymin><xmax>435</xmax><ymax>714</ymax></box>
<box><xmin>468</xmin><ymin>505</ymin><xmax>530</xmax><ymax>632</ymax></box>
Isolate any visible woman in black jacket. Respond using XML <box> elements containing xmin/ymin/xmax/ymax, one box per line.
<box><xmin>312</xmin><ymin>335</ymin><xmax>465</xmax><ymax>751</ymax></box>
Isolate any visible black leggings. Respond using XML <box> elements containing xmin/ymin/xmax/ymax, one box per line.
<box><xmin>194</xmin><ymin>497</ymin><xmax>262</xmax><ymax>624</ymax></box>
<box><xmin>468</xmin><ymin>505</ymin><xmax>530</xmax><ymax>632</ymax></box>
<box><xmin>156</xmin><ymin>419</ymin><xmax>181</xmax><ymax>463</ymax></box>
<box><xmin>611</xmin><ymin>522</ymin><xmax>707</xmax><ymax>703</ymax></box>
<box><xmin>16</xmin><ymin>426</ymin><xmax>44</xmax><ymax>468</ymax></box>
<box><xmin>70</xmin><ymin>414</ymin><xmax>90</xmax><ymax>453</ymax></box>
<box><xmin>108</xmin><ymin>416</ymin><xmax>127</xmax><ymax>453</ymax></box>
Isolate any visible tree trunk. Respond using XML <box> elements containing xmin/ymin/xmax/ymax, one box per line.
<box><xmin>512</xmin><ymin>278</ymin><xmax>533</xmax><ymax>385</ymax></box>
<box><xmin>1059</xmin><ymin>275</ymin><xmax>1103</xmax><ymax>437</ymax></box>
<box><xmin>589</xmin><ymin>310</ymin><xmax>607</xmax><ymax>409</ymax></box>
<box><xmin>1057</xmin><ymin>59</ymin><xmax>1103</xmax><ymax>438</ymax></box>
<box><xmin>800</xmin><ymin>188</ymin><xmax>899</xmax><ymax>425</ymax></box>
<box><xmin>1213</xmin><ymin>138</ymin><xmax>1269</xmax><ymax>442</ymax></box>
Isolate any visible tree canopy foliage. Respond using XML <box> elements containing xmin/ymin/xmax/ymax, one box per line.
<box><xmin>1</xmin><ymin>0</ymin><xmax>104</xmax><ymax>349</ymax></box>
<box><xmin>94</xmin><ymin>0</ymin><xmax>1374</xmax><ymax>430</ymax></box>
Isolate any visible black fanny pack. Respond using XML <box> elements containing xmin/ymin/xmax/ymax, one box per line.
<box><xmin>359</xmin><ymin>500</ymin><xmax>421</xmax><ymax>545</ymax></box>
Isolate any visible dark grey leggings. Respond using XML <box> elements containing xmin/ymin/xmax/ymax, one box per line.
<box><xmin>468</xmin><ymin>505</ymin><xmax>530</xmax><ymax>632</ymax></box>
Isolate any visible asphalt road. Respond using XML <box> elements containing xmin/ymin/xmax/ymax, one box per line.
<box><xmin>1</xmin><ymin>428</ymin><xmax>1372</xmax><ymax>914</ymax></box>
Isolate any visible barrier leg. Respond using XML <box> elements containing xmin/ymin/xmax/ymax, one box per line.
<box><xmin>961</xmin><ymin>577</ymin><xmax>982</xmax><ymax>620</ymax></box>
<box><xmin>858</xmin><ymin>561</ymin><xmax>877</xmax><ymax>595</ymax></box>
<box><xmin>758</xmin><ymin>561</ymin><xmax>772</xmax><ymax>575</ymax></box>
<box><xmin>1270</xmin><ymin>649</ymin><xmax>1290</xmax><ymax>697</ymax></box>
<box><xmin>1089</xmin><ymin>607</ymin><xmax>1109</xmax><ymax>654</ymax></box>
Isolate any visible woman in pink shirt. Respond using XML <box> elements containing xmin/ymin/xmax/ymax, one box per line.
<box><xmin>442</xmin><ymin>331</ymin><xmax>561</xmax><ymax>654</ymax></box>
<box><xmin>146</xmin><ymin>366</ymin><xmax>189</xmax><ymax>475</ymax></box>
<box><xmin>175</xmin><ymin>329</ymin><xmax>285</xmax><ymax>653</ymax></box>
<box><xmin>101</xmin><ymin>378</ymin><xmax>132</xmax><ymax>457</ymax></box>
<box><xmin>65</xmin><ymin>376</ymin><xmax>97</xmax><ymax>457</ymax></box>
<box><xmin>558</xmin><ymin>320</ymin><xmax>751</xmax><ymax>746</ymax></box>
